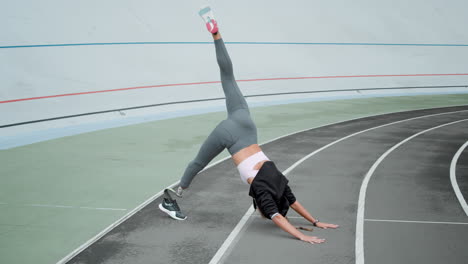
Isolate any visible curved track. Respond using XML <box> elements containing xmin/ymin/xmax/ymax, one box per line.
<box><xmin>68</xmin><ymin>105</ymin><xmax>468</xmax><ymax>264</ymax></box>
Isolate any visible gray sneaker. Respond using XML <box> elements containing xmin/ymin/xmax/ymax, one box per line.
<box><xmin>159</xmin><ymin>198</ymin><xmax>187</xmax><ymax>221</ymax></box>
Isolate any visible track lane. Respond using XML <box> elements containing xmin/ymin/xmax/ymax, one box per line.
<box><xmin>365</xmin><ymin>121</ymin><xmax>468</xmax><ymax>264</ymax></box>
<box><xmin>66</xmin><ymin>105</ymin><xmax>468</xmax><ymax>264</ymax></box>
<box><xmin>224</xmin><ymin>111</ymin><xmax>468</xmax><ymax>264</ymax></box>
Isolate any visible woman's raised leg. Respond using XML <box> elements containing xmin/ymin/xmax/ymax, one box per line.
<box><xmin>212</xmin><ymin>32</ymin><xmax>250</xmax><ymax>116</ymax></box>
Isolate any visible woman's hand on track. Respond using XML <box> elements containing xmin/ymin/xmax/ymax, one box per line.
<box><xmin>300</xmin><ymin>235</ymin><xmax>325</xmax><ymax>244</ymax></box>
<box><xmin>316</xmin><ymin>222</ymin><xmax>339</xmax><ymax>229</ymax></box>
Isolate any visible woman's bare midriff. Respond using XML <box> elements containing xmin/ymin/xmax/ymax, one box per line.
<box><xmin>232</xmin><ymin>144</ymin><xmax>269</xmax><ymax>184</ymax></box>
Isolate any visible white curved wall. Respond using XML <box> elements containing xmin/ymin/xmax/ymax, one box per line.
<box><xmin>1</xmin><ymin>0</ymin><xmax>468</xmax><ymax>142</ymax></box>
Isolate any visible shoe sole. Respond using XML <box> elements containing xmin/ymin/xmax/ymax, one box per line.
<box><xmin>199</xmin><ymin>6</ymin><xmax>212</xmax><ymax>19</ymax></box>
<box><xmin>158</xmin><ymin>203</ymin><xmax>187</xmax><ymax>221</ymax></box>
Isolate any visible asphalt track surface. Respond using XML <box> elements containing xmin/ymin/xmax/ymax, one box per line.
<box><xmin>68</xmin><ymin>105</ymin><xmax>468</xmax><ymax>264</ymax></box>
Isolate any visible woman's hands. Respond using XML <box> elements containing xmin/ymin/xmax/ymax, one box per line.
<box><xmin>300</xmin><ymin>235</ymin><xmax>325</xmax><ymax>244</ymax></box>
<box><xmin>298</xmin><ymin>222</ymin><xmax>338</xmax><ymax>244</ymax></box>
<box><xmin>315</xmin><ymin>221</ymin><xmax>339</xmax><ymax>229</ymax></box>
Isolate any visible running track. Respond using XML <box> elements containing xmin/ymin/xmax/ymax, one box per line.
<box><xmin>64</xmin><ymin>105</ymin><xmax>468</xmax><ymax>264</ymax></box>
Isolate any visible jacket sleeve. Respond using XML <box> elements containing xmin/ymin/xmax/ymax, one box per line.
<box><xmin>284</xmin><ymin>185</ymin><xmax>297</xmax><ymax>205</ymax></box>
<box><xmin>255</xmin><ymin>190</ymin><xmax>279</xmax><ymax>219</ymax></box>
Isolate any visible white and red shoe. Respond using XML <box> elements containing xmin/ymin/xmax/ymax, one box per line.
<box><xmin>199</xmin><ymin>6</ymin><xmax>219</xmax><ymax>34</ymax></box>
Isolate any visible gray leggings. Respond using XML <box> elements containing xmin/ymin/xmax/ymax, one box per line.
<box><xmin>179</xmin><ymin>38</ymin><xmax>258</xmax><ymax>188</ymax></box>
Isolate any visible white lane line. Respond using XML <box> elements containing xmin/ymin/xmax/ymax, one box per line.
<box><xmin>57</xmin><ymin>108</ymin><xmax>468</xmax><ymax>264</ymax></box>
<box><xmin>355</xmin><ymin>118</ymin><xmax>468</xmax><ymax>264</ymax></box>
<box><xmin>78</xmin><ymin>207</ymin><xmax>127</xmax><ymax>211</ymax></box>
<box><xmin>208</xmin><ymin>206</ymin><xmax>256</xmax><ymax>264</ymax></box>
<box><xmin>450</xmin><ymin>141</ymin><xmax>468</xmax><ymax>216</ymax></box>
<box><xmin>365</xmin><ymin>218</ymin><xmax>468</xmax><ymax>225</ymax></box>
<box><xmin>28</xmin><ymin>204</ymin><xmax>73</xmax><ymax>209</ymax></box>
<box><xmin>22</xmin><ymin>203</ymin><xmax>127</xmax><ymax>211</ymax></box>
<box><xmin>210</xmin><ymin>111</ymin><xmax>468</xmax><ymax>264</ymax></box>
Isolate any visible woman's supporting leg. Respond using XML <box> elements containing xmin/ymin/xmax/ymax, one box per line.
<box><xmin>213</xmin><ymin>33</ymin><xmax>250</xmax><ymax>116</ymax></box>
<box><xmin>179</xmin><ymin>122</ymin><xmax>231</xmax><ymax>188</ymax></box>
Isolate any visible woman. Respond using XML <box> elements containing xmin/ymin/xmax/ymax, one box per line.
<box><xmin>159</xmin><ymin>7</ymin><xmax>339</xmax><ymax>244</ymax></box>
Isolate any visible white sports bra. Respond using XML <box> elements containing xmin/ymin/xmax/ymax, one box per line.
<box><xmin>236</xmin><ymin>151</ymin><xmax>270</xmax><ymax>184</ymax></box>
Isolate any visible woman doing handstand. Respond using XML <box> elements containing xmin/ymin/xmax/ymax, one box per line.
<box><xmin>159</xmin><ymin>7</ymin><xmax>339</xmax><ymax>244</ymax></box>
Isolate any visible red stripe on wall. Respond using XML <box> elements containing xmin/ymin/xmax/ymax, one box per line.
<box><xmin>1</xmin><ymin>73</ymin><xmax>467</xmax><ymax>104</ymax></box>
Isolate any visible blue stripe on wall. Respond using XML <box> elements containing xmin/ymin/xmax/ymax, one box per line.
<box><xmin>1</xmin><ymin>41</ymin><xmax>468</xmax><ymax>49</ymax></box>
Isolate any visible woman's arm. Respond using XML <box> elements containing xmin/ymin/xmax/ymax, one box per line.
<box><xmin>271</xmin><ymin>214</ymin><xmax>325</xmax><ymax>244</ymax></box>
<box><xmin>290</xmin><ymin>201</ymin><xmax>339</xmax><ymax>229</ymax></box>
